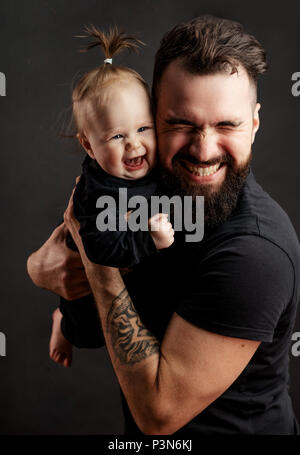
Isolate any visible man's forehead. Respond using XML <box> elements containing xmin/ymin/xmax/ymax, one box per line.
<box><xmin>157</xmin><ymin>61</ymin><xmax>255</xmax><ymax>114</ymax></box>
<box><xmin>164</xmin><ymin>61</ymin><xmax>250</xmax><ymax>90</ymax></box>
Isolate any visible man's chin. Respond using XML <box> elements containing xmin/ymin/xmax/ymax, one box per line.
<box><xmin>176</xmin><ymin>170</ymin><xmax>226</xmax><ymax>200</ymax></box>
<box><xmin>158</xmin><ymin>155</ymin><xmax>252</xmax><ymax>230</ymax></box>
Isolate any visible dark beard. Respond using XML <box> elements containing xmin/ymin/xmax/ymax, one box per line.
<box><xmin>157</xmin><ymin>153</ymin><xmax>252</xmax><ymax>231</ymax></box>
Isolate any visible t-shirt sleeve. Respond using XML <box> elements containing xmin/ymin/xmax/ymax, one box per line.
<box><xmin>175</xmin><ymin>235</ymin><xmax>294</xmax><ymax>342</ymax></box>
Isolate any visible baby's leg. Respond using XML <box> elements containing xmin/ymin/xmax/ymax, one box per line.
<box><xmin>49</xmin><ymin>308</ymin><xmax>73</xmax><ymax>368</ymax></box>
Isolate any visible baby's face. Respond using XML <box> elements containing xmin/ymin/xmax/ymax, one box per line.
<box><xmin>80</xmin><ymin>80</ymin><xmax>157</xmax><ymax>179</ymax></box>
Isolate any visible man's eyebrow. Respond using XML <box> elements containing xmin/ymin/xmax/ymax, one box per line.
<box><xmin>165</xmin><ymin>118</ymin><xmax>243</xmax><ymax>128</ymax></box>
<box><xmin>216</xmin><ymin>120</ymin><xmax>243</xmax><ymax>127</ymax></box>
<box><xmin>165</xmin><ymin>117</ymin><xmax>197</xmax><ymax>126</ymax></box>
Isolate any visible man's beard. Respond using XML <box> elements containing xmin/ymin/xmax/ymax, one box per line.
<box><xmin>158</xmin><ymin>152</ymin><xmax>252</xmax><ymax>231</ymax></box>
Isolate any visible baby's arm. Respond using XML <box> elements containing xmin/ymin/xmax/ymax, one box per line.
<box><xmin>79</xmin><ymin>216</ymin><xmax>167</xmax><ymax>268</ymax></box>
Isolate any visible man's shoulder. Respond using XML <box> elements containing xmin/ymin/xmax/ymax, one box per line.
<box><xmin>209</xmin><ymin>170</ymin><xmax>300</xmax><ymax>263</ymax></box>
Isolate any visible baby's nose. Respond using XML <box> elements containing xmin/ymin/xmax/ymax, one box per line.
<box><xmin>125</xmin><ymin>135</ymin><xmax>141</xmax><ymax>152</ymax></box>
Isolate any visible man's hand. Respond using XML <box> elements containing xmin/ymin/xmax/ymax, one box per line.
<box><xmin>26</xmin><ymin>222</ymin><xmax>91</xmax><ymax>300</ymax></box>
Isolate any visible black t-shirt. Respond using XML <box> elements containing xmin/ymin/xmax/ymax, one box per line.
<box><xmin>63</xmin><ymin>168</ymin><xmax>300</xmax><ymax>434</ymax></box>
<box><xmin>121</xmin><ymin>168</ymin><xmax>300</xmax><ymax>435</ymax></box>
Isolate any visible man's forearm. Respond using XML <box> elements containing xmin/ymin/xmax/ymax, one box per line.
<box><xmin>106</xmin><ymin>287</ymin><xmax>160</xmax><ymax>364</ymax></box>
<box><xmin>63</xmin><ymin>196</ymin><xmax>174</xmax><ymax>433</ymax></box>
<box><xmin>83</xmin><ymin>263</ymin><xmax>169</xmax><ymax>433</ymax></box>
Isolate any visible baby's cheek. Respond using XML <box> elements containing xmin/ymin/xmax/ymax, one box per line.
<box><xmin>144</xmin><ymin>137</ymin><xmax>156</xmax><ymax>164</ymax></box>
<box><xmin>109</xmin><ymin>152</ymin><xmax>124</xmax><ymax>168</ymax></box>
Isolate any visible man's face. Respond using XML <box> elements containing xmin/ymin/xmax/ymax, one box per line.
<box><xmin>155</xmin><ymin>61</ymin><xmax>260</xmax><ymax>227</ymax></box>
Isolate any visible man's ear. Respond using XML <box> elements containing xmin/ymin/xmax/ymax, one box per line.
<box><xmin>251</xmin><ymin>103</ymin><xmax>261</xmax><ymax>144</ymax></box>
<box><xmin>76</xmin><ymin>132</ymin><xmax>95</xmax><ymax>160</ymax></box>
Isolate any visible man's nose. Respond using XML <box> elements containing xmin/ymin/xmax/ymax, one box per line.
<box><xmin>188</xmin><ymin>131</ymin><xmax>218</xmax><ymax>162</ymax></box>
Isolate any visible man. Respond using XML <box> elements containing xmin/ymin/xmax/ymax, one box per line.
<box><xmin>27</xmin><ymin>15</ymin><xmax>300</xmax><ymax>434</ymax></box>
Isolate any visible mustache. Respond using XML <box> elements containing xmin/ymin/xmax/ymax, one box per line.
<box><xmin>172</xmin><ymin>153</ymin><xmax>233</xmax><ymax>167</ymax></box>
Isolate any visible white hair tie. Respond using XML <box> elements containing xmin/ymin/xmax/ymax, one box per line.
<box><xmin>104</xmin><ymin>58</ymin><xmax>112</xmax><ymax>64</ymax></box>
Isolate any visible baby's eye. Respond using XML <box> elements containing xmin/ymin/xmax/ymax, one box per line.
<box><xmin>138</xmin><ymin>126</ymin><xmax>151</xmax><ymax>133</ymax></box>
<box><xmin>111</xmin><ymin>134</ymin><xmax>123</xmax><ymax>140</ymax></box>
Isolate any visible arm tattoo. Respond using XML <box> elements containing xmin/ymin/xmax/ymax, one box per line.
<box><xmin>106</xmin><ymin>288</ymin><xmax>160</xmax><ymax>365</ymax></box>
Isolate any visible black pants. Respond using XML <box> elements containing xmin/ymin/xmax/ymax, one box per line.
<box><xmin>59</xmin><ymin>231</ymin><xmax>105</xmax><ymax>349</ymax></box>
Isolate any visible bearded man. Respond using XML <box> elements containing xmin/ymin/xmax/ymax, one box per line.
<box><xmin>27</xmin><ymin>15</ymin><xmax>300</xmax><ymax>435</ymax></box>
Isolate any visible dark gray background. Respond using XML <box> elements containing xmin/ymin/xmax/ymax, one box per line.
<box><xmin>0</xmin><ymin>0</ymin><xmax>299</xmax><ymax>435</ymax></box>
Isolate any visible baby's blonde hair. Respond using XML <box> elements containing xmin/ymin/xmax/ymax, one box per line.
<box><xmin>72</xmin><ymin>25</ymin><xmax>150</xmax><ymax>133</ymax></box>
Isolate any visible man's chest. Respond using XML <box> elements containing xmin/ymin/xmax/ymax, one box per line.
<box><xmin>124</xmin><ymin>238</ymin><xmax>199</xmax><ymax>340</ymax></box>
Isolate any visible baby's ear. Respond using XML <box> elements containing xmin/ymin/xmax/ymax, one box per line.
<box><xmin>76</xmin><ymin>133</ymin><xmax>95</xmax><ymax>159</ymax></box>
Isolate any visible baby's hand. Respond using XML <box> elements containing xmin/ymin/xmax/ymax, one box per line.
<box><xmin>148</xmin><ymin>213</ymin><xmax>175</xmax><ymax>250</ymax></box>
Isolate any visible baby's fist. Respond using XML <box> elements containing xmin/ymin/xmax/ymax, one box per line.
<box><xmin>148</xmin><ymin>213</ymin><xmax>174</xmax><ymax>250</ymax></box>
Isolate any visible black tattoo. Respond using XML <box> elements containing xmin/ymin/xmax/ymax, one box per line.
<box><xmin>106</xmin><ymin>288</ymin><xmax>160</xmax><ymax>365</ymax></box>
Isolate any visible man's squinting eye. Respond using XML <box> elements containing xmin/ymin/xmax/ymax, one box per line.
<box><xmin>217</xmin><ymin>121</ymin><xmax>242</xmax><ymax>129</ymax></box>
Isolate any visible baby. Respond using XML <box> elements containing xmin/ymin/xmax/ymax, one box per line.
<box><xmin>49</xmin><ymin>25</ymin><xmax>174</xmax><ymax>367</ymax></box>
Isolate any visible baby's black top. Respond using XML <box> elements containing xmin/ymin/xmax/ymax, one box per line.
<box><xmin>73</xmin><ymin>156</ymin><xmax>159</xmax><ymax>268</ymax></box>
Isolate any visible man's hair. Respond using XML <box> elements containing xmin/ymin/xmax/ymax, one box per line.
<box><xmin>152</xmin><ymin>15</ymin><xmax>267</xmax><ymax>107</ymax></box>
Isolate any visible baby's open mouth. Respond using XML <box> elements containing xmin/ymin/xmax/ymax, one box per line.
<box><xmin>124</xmin><ymin>156</ymin><xmax>145</xmax><ymax>167</ymax></box>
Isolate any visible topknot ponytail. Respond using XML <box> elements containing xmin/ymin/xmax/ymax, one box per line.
<box><xmin>76</xmin><ymin>25</ymin><xmax>145</xmax><ymax>63</ymax></box>
<box><xmin>72</xmin><ymin>25</ymin><xmax>150</xmax><ymax>133</ymax></box>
